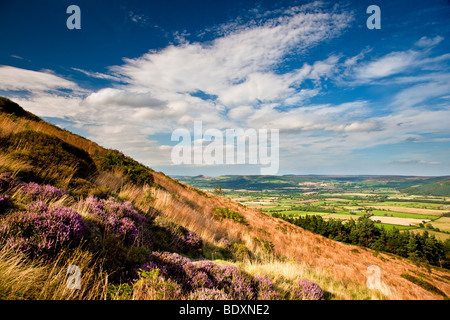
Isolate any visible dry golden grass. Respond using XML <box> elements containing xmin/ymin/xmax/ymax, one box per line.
<box><xmin>0</xmin><ymin>245</ymin><xmax>108</xmax><ymax>300</ymax></box>
<box><xmin>0</xmin><ymin>113</ymin><xmax>106</xmax><ymax>159</ymax></box>
<box><xmin>240</xmin><ymin>258</ymin><xmax>392</xmax><ymax>300</ymax></box>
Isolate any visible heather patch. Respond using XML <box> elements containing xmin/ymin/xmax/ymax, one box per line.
<box><xmin>152</xmin><ymin>216</ymin><xmax>202</xmax><ymax>255</ymax></box>
<box><xmin>291</xmin><ymin>279</ymin><xmax>324</xmax><ymax>300</ymax></box>
<box><xmin>84</xmin><ymin>195</ymin><xmax>148</xmax><ymax>246</ymax></box>
<box><xmin>0</xmin><ymin>202</ymin><xmax>86</xmax><ymax>259</ymax></box>
<box><xmin>141</xmin><ymin>252</ymin><xmax>279</xmax><ymax>300</ymax></box>
<box><xmin>20</xmin><ymin>182</ymin><xmax>68</xmax><ymax>201</ymax></box>
<box><xmin>252</xmin><ymin>275</ymin><xmax>282</xmax><ymax>300</ymax></box>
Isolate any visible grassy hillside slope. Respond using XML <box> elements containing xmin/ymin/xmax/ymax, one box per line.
<box><xmin>0</xmin><ymin>97</ymin><xmax>449</xmax><ymax>300</ymax></box>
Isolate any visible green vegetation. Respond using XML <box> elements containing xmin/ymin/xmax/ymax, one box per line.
<box><xmin>213</xmin><ymin>207</ymin><xmax>248</xmax><ymax>225</ymax></box>
<box><xmin>400</xmin><ymin>274</ymin><xmax>448</xmax><ymax>299</ymax></box>
<box><xmin>95</xmin><ymin>150</ymin><xmax>154</xmax><ymax>186</ymax></box>
<box><xmin>402</xmin><ymin>180</ymin><xmax>450</xmax><ymax>197</ymax></box>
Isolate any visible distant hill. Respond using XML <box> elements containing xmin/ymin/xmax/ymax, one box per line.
<box><xmin>174</xmin><ymin>174</ymin><xmax>450</xmax><ymax>193</ymax></box>
<box><xmin>1</xmin><ymin>96</ymin><xmax>449</xmax><ymax>300</ymax></box>
<box><xmin>402</xmin><ymin>180</ymin><xmax>450</xmax><ymax>197</ymax></box>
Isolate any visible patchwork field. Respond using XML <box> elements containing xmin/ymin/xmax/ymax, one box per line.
<box><xmin>369</xmin><ymin>206</ymin><xmax>446</xmax><ymax>216</ymax></box>
<box><xmin>177</xmin><ymin>175</ymin><xmax>450</xmax><ymax>242</ymax></box>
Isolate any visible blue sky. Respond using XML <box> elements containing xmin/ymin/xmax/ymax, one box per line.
<box><xmin>1</xmin><ymin>0</ymin><xmax>450</xmax><ymax>176</ymax></box>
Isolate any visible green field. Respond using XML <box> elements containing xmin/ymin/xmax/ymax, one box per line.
<box><xmin>176</xmin><ymin>175</ymin><xmax>450</xmax><ymax>241</ymax></box>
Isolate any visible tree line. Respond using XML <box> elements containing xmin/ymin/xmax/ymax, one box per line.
<box><xmin>272</xmin><ymin>213</ymin><xmax>450</xmax><ymax>269</ymax></box>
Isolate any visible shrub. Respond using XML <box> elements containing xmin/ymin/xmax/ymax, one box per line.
<box><xmin>291</xmin><ymin>280</ymin><xmax>324</xmax><ymax>300</ymax></box>
<box><xmin>85</xmin><ymin>196</ymin><xmax>147</xmax><ymax>246</ymax></box>
<box><xmin>232</xmin><ymin>242</ymin><xmax>252</xmax><ymax>261</ymax></box>
<box><xmin>152</xmin><ymin>216</ymin><xmax>202</xmax><ymax>255</ymax></box>
<box><xmin>141</xmin><ymin>253</ymin><xmax>277</xmax><ymax>300</ymax></box>
<box><xmin>255</xmin><ymin>237</ymin><xmax>275</xmax><ymax>254</ymax></box>
<box><xmin>133</xmin><ymin>269</ymin><xmax>182</xmax><ymax>300</ymax></box>
<box><xmin>213</xmin><ymin>207</ymin><xmax>248</xmax><ymax>225</ymax></box>
<box><xmin>252</xmin><ymin>275</ymin><xmax>281</xmax><ymax>300</ymax></box>
<box><xmin>142</xmin><ymin>251</ymin><xmax>198</xmax><ymax>292</ymax></box>
<box><xmin>0</xmin><ymin>202</ymin><xmax>86</xmax><ymax>259</ymax></box>
<box><xmin>107</xmin><ymin>283</ymin><xmax>133</xmax><ymax>300</ymax></box>
<box><xmin>20</xmin><ymin>182</ymin><xmax>68</xmax><ymax>201</ymax></box>
<box><xmin>194</xmin><ymin>260</ymin><xmax>255</xmax><ymax>300</ymax></box>
<box><xmin>95</xmin><ymin>150</ymin><xmax>154</xmax><ymax>186</ymax></box>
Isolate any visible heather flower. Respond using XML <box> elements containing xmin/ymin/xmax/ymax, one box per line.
<box><xmin>142</xmin><ymin>251</ymin><xmax>197</xmax><ymax>292</ymax></box>
<box><xmin>219</xmin><ymin>237</ymin><xmax>232</xmax><ymax>251</ymax></box>
<box><xmin>153</xmin><ymin>217</ymin><xmax>202</xmax><ymax>254</ymax></box>
<box><xmin>252</xmin><ymin>275</ymin><xmax>281</xmax><ymax>300</ymax></box>
<box><xmin>292</xmin><ymin>280</ymin><xmax>324</xmax><ymax>300</ymax></box>
<box><xmin>0</xmin><ymin>202</ymin><xmax>86</xmax><ymax>258</ymax></box>
<box><xmin>20</xmin><ymin>182</ymin><xmax>68</xmax><ymax>201</ymax></box>
<box><xmin>84</xmin><ymin>196</ymin><xmax>147</xmax><ymax>245</ymax></box>
<box><xmin>142</xmin><ymin>253</ymin><xmax>266</xmax><ymax>300</ymax></box>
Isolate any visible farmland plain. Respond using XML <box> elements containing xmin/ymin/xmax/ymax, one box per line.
<box><xmin>175</xmin><ymin>175</ymin><xmax>450</xmax><ymax>241</ymax></box>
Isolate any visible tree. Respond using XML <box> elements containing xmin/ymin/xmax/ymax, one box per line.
<box><xmin>213</xmin><ymin>184</ymin><xmax>223</xmax><ymax>196</ymax></box>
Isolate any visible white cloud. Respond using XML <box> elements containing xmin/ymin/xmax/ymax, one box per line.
<box><xmin>354</xmin><ymin>50</ymin><xmax>420</xmax><ymax>81</ymax></box>
<box><xmin>111</xmin><ymin>4</ymin><xmax>352</xmax><ymax>103</ymax></box>
<box><xmin>392</xmin><ymin>81</ymin><xmax>450</xmax><ymax>109</ymax></box>
<box><xmin>414</xmin><ymin>36</ymin><xmax>444</xmax><ymax>48</ymax></box>
<box><xmin>350</xmin><ymin>37</ymin><xmax>449</xmax><ymax>83</ymax></box>
<box><xmin>0</xmin><ymin>66</ymin><xmax>83</xmax><ymax>93</ymax></box>
<box><xmin>85</xmin><ymin>88</ymin><xmax>166</xmax><ymax>109</ymax></box>
<box><xmin>10</xmin><ymin>93</ymin><xmax>86</xmax><ymax>119</ymax></box>
<box><xmin>3</xmin><ymin>5</ymin><xmax>448</xmax><ymax>174</ymax></box>
<box><xmin>71</xmin><ymin>68</ymin><xmax>121</xmax><ymax>81</ymax></box>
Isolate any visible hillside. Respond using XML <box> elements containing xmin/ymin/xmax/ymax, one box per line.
<box><xmin>402</xmin><ymin>180</ymin><xmax>450</xmax><ymax>197</ymax></box>
<box><xmin>1</xmin><ymin>96</ymin><xmax>449</xmax><ymax>300</ymax></box>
